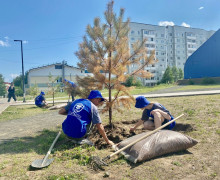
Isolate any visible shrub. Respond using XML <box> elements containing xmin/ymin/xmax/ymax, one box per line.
<box><xmin>201</xmin><ymin>78</ymin><xmax>215</xmax><ymax>85</ymax></box>
<box><xmin>125</xmin><ymin>76</ymin><xmax>143</xmax><ymax>87</ymax></box>
<box><xmin>188</xmin><ymin>79</ymin><xmax>194</xmax><ymax>85</ymax></box>
<box><xmin>15</xmin><ymin>86</ymin><xmax>23</xmax><ymax>96</ymax></box>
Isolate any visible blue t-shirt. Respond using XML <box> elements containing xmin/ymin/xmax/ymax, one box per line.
<box><xmin>35</xmin><ymin>94</ymin><xmax>45</xmax><ymax>106</ymax></box>
<box><xmin>62</xmin><ymin>99</ymin><xmax>102</xmax><ymax>138</ymax></box>
<box><xmin>141</xmin><ymin>103</ymin><xmax>175</xmax><ymax>130</ymax></box>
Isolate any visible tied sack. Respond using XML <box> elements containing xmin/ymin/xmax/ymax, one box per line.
<box><xmin>117</xmin><ymin>130</ymin><xmax>198</xmax><ymax>163</ymax></box>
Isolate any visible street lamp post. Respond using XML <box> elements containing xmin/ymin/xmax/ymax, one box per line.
<box><xmin>14</xmin><ymin>40</ymin><xmax>26</xmax><ymax>102</ymax></box>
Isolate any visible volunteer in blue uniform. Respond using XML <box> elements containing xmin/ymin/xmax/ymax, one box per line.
<box><xmin>35</xmin><ymin>91</ymin><xmax>48</xmax><ymax>108</ymax></box>
<box><xmin>130</xmin><ymin>96</ymin><xmax>175</xmax><ymax>132</ymax></box>
<box><xmin>59</xmin><ymin>90</ymin><xmax>114</xmax><ymax>146</ymax></box>
<box><xmin>63</xmin><ymin>79</ymin><xmax>77</xmax><ymax>102</ymax></box>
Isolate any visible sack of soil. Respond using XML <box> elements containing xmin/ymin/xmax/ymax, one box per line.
<box><xmin>117</xmin><ymin>130</ymin><xmax>198</xmax><ymax>163</ymax></box>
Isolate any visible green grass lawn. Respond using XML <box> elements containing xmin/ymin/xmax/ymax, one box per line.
<box><xmin>0</xmin><ymin>105</ymin><xmax>51</xmax><ymax>123</ymax></box>
<box><xmin>175</xmin><ymin>84</ymin><xmax>220</xmax><ymax>91</ymax></box>
<box><xmin>0</xmin><ymin>94</ymin><xmax>220</xmax><ymax>179</ymax></box>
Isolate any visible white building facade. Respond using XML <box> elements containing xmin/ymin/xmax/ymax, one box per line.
<box><xmin>27</xmin><ymin>61</ymin><xmax>86</xmax><ymax>91</ymax></box>
<box><xmin>128</xmin><ymin>22</ymin><xmax>215</xmax><ymax>86</ymax></box>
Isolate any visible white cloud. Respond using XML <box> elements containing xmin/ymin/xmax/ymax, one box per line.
<box><xmin>158</xmin><ymin>21</ymin><xmax>175</xmax><ymax>26</ymax></box>
<box><xmin>23</xmin><ymin>40</ymin><xmax>28</xmax><ymax>44</ymax></box>
<box><xmin>199</xmin><ymin>7</ymin><xmax>204</xmax><ymax>10</ymax></box>
<box><xmin>10</xmin><ymin>74</ymin><xmax>19</xmax><ymax>79</ymax></box>
<box><xmin>0</xmin><ymin>37</ymin><xmax>10</xmax><ymax>47</ymax></box>
<box><xmin>181</xmin><ymin>22</ymin><xmax>190</xmax><ymax>28</ymax></box>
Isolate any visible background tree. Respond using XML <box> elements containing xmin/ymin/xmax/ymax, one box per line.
<box><xmin>178</xmin><ymin>68</ymin><xmax>184</xmax><ymax>80</ymax></box>
<box><xmin>124</xmin><ymin>76</ymin><xmax>143</xmax><ymax>87</ymax></box>
<box><xmin>172</xmin><ymin>66</ymin><xmax>179</xmax><ymax>82</ymax></box>
<box><xmin>48</xmin><ymin>73</ymin><xmax>61</xmax><ymax>106</ymax></box>
<box><xmin>28</xmin><ymin>82</ymin><xmax>39</xmax><ymax>98</ymax></box>
<box><xmin>161</xmin><ymin>66</ymin><xmax>174</xmax><ymax>84</ymax></box>
<box><xmin>13</xmin><ymin>72</ymin><xmax>28</xmax><ymax>88</ymax></box>
<box><xmin>76</xmin><ymin>0</ymin><xmax>156</xmax><ymax>125</ymax></box>
<box><xmin>0</xmin><ymin>74</ymin><xmax>6</xmax><ymax>96</ymax></box>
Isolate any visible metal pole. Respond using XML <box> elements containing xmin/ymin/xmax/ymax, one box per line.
<box><xmin>14</xmin><ymin>40</ymin><xmax>26</xmax><ymax>102</ymax></box>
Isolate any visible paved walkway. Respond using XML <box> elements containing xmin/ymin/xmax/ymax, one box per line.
<box><xmin>1</xmin><ymin>89</ymin><xmax>220</xmax><ymax>115</ymax></box>
<box><xmin>0</xmin><ymin>98</ymin><xmax>10</xmax><ymax>115</ymax></box>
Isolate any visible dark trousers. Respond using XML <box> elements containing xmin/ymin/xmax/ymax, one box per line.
<box><xmin>8</xmin><ymin>94</ymin><xmax>16</xmax><ymax>102</ymax></box>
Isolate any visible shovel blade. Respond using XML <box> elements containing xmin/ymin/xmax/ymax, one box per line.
<box><xmin>31</xmin><ymin>158</ymin><xmax>54</xmax><ymax>168</ymax></box>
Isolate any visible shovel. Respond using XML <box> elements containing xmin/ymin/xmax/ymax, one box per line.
<box><xmin>91</xmin><ymin>114</ymin><xmax>184</xmax><ymax>169</ymax></box>
<box><xmin>31</xmin><ymin>130</ymin><xmax>61</xmax><ymax>169</ymax></box>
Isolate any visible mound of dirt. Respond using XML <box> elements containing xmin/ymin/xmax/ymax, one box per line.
<box><xmin>89</xmin><ymin>122</ymin><xmax>195</xmax><ymax>150</ymax></box>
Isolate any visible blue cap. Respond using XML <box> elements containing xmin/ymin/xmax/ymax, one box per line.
<box><xmin>88</xmin><ymin>90</ymin><xmax>105</xmax><ymax>101</ymax></box>
<box><xmin>135</xmin><ymin>96</ymin><xmax>150</xmax><ymax>108</ymax></box>
<box><xmin>64</xmin><ymin>79</ymin><xmax>76</xmax><ymax>87</ymax></box>
<box><xmin>41</xmin><ymin>91</ymin><xmax>45</xmax><ymax>95</ymax></box>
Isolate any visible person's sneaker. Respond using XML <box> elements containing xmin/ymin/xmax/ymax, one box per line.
<box><xmin>79</xmin><ymin>138</ymin><xmax>94</xmax><ymax>146</ymax></box>
<box><xmin>71</xmin><ymin>138</ymin><xmax>94</xmax><ymax>146</ymax></box>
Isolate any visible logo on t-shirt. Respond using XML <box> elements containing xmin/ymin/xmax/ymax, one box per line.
<box><xmin>73</xmin><ymin>103</ymin><xmax>84</xmax><ymax>113</ymax></box>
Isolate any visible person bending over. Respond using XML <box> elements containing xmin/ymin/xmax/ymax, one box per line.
<box><xmin>130</xmin><ymin>96</ymin><xmax>175</xmax><ymax>133</ymax></box>
<box><xmin>59</xmin><ymin>90</ymin><xmax>114</xmax><ymax>146</ymax></box>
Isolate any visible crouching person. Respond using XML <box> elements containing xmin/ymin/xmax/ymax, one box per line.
<box><xmin>130</xmin><ymin>96</ymin><xmax>175</xmax><ymax>133</ymax></box>
<box><xmin>59</xmin><ymin>90</ymin><xmax>114</xmax><ymax>146</ymax></box>
<box><xmin>35</xmin><ymin>91</ymin><xmax>48</xmax><ymax>108</ymax></box>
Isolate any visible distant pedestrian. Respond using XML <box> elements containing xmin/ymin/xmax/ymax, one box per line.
<box><xmin>8</xmin><ymin>82</ymin><xmax>16</xmax><ymax>102</ymax></box>
<box><xmin>35</xmin><ymin>91</ymin><xmax>48</xmax><ymax>108</ymax></box>
<box><xmin>130</xmin><ymin>96</ymin><xmax>175</xmax><ymax>132</ymax></box>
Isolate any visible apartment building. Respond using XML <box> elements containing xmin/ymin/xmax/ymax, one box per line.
<box><xmin>128</xmin><ymin>22</ymin><xmax>215</xmax><ymax>86</ymax></box>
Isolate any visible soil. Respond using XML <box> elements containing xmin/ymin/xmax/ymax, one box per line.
<box><xmin>90</xmin><ymin>121</ymin><xmax>195</xmax><ymax>150</ymax></box>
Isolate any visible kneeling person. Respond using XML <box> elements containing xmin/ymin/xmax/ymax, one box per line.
<box><xmin>130</xmin><ymin>96</ymin><xmax>175</xmax><ymax>133</ymax></box>
<box><xmin>59</xmin><ymin>90</ymin><xmax>114</xmax><ymax>146</ymax></box>
<box><xmin>35</xmin><ymin>91</ymin><xmax>48</xmax><ymax>108</ymax></box>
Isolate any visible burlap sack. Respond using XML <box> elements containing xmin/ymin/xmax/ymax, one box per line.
<box><xmin>117</xmin><ymin>130</ymin><xmax>198</xmax><ymax>163</ymax></box>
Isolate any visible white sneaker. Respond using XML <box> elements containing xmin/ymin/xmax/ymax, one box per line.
<box><xmin>71</xmin><ymin>138</ymin><xmax>94</xmax><ymax>146</ymax></box>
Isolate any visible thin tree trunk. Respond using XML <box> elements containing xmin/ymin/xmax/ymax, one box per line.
<box><xmin>53</xmin><ymin>90</ymin><xmax>54</xmax><ymax>106</ymax></box>
<box><xmin>108</xmin><ymin>51</ymin><xmax>112</xmax><ymax>126</ymax></box>
<box><xmin>108</xmin><ymin>22</ymin><xmax>113</xmax><ymax>126</ymax></box>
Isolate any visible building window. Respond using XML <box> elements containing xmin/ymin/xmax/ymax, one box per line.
<box><xmin>131</xmin><ymin>30</ymin><xmax>135</xmax><ymax>34</ymax></box>
<box><xmin>161</xmin><ymin>34</ymin><xmax>164</xmax><ymax>37</ymax></box>
<box><xmin>144</xmin><ymin>30</ymin><xmax>155</xmax><ymax>35</ymax></box>
<box><xmin>55</xmin><ymin>65</ymin><xmax>62</xmax><ymax>69</ymax></box>
<box><xmin>57</xmin><ymin>77</ymin><xmax>62</xmax><ymax>82</ymax></box>
<box><xmin>145</xmin><ymin>44</ymin><xmax>155</xmax><ymax>48</ymax></box>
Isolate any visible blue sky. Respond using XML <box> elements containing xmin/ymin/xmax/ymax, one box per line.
<box><xmin>0</xmin><ymin>0</ymin><xmax>219</xmax><ymax>82</ymax></box>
